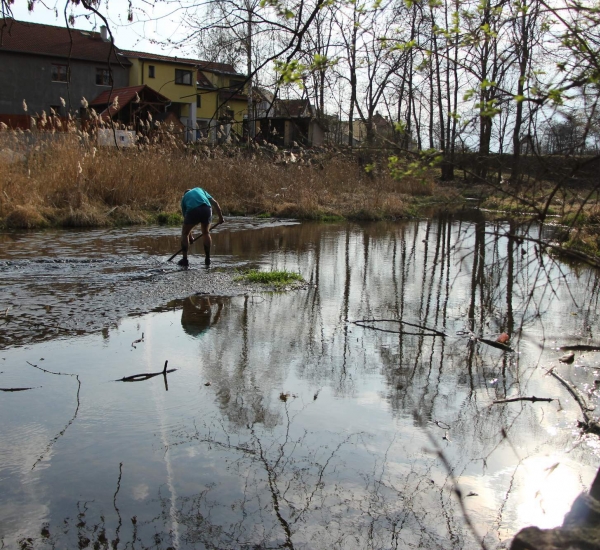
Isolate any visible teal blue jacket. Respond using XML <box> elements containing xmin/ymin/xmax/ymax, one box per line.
<box><xmin>181</xmin><ymin>188</ymin><xmax>213</xmax><ymax>216</ymax></box>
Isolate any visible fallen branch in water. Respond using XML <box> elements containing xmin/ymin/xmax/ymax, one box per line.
<box><xmin>351</xmin><ymin>319</ymin><xmax>447</xmax><ymax>337</ymax></box>
<box><xmin>477</xmin><ymin>338</ymin><xmax>514</xmax><ymax>352</ymax></box>
<box><xmin>116</xmin><ymin>360</ymin><xmax>176</xmax><ymax>382</ymax></box>
<box><xmin>456</xmin><ymin>330</ymin><xmax>514</xmax><ymax>352</ymax></box>
<box><xmin>0</xmin><ymin>387</ymin><xmax>35</xmax><ymax>392</ymax></box>
<box><xmin>559</xmin><ymin>344</ymin><xmax>600</xmax><ymax>352</ymax></box>
<box><xmin>547</xmin><ymin>368</ymin><xmax>599</xmax><ymax>435</ymax></box>
<box><xmin>492</xmin><ymin>396</ymin><xmax>555</xmax><ymax>404</ymax></box>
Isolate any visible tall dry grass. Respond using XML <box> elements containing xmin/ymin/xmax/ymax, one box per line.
<box><xmin>0</xmin><ymin>128</ymin><xmax>450</xmax><ymax>229</ymax></box>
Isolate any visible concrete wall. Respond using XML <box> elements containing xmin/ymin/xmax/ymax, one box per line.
<box><xmin>0</xmin><ymin>51</ymin><xmax>129</xmax><ymax>116</ymax></box>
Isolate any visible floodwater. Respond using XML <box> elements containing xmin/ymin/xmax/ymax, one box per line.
<box><xmin>0</xmin><ymin>213</ymin><xmax>599</xmax><ymax>549</ymax></box>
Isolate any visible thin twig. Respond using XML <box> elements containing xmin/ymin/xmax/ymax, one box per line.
<box><xmin>25</xmin><ymin>361</ymin><xmax>81</xmax><ymax>470</ymax></box>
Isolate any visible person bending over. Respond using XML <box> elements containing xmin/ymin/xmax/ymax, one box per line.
<box><xmin>179</xmin><ymin>187</ymin><xmax>224</xmax><ymax>267</ymax></box>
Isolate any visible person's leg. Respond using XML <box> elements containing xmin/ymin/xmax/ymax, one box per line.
<box><xmin>200</xmin><ymin>221</ymin><xmax>211</xmax><ymax>265</ymax></box>
<box><xmin>180</xmin><ymin>223</ymin><xmax>196</xmax><ymax>265</ymax></box>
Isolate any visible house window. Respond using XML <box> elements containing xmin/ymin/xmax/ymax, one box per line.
<box><xmin>230</xmin><ymin>79</ymin><xmax>244</xmax><ymax>90</ymax></box>
<box><xmin>175</xmin><ymin>69</ymin><xmax>192</xmax><ymax>85</ymax></box>
<box><xmin>196</xmin><ymin>94</ymin><xmax>201</xmax><ymax>108</ymax></box>
<box><xmin>51</xmin><ymin>64</ymin><xmax>69</xmax><ymax>82</ymax></box>
<box><xmin>96</xmin><ymin>68</ymin><xmax>112</xmax><ymax>86</ymax></box>
<box><xmin>148</xmin><ymin>65</ymin><xmax>155</xmax><ymax>78</ymax></box>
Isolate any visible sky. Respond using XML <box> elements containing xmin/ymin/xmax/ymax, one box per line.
<box><xmin>7</xmin><ymin>1</ymin><xmax>202</xmax><ymax>58</ymax></box>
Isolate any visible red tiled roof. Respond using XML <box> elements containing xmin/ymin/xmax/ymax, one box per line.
<box><xmin>89</xmin><ymin>84</ymin><xmax>170</xmax><ymax>120</ymax></box>
<box><xmin>121</xmin><ymin>49</ymin><xmax>239</xmax><ymax>74</ymax></box>
<box><xmin>0</xmin><ymin>18</ymin><xmax>130</xmax><ymax>65</ymax></box>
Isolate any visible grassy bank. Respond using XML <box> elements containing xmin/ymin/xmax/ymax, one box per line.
<box><xmin>0</xmin><ymin>133</ymin><xmax>454</xmax><ymax>229</ymax></box>
<box><xmin>3</xmin><ymin>131</ymin><xmax>600</xmax><ymax>265</ymax></box>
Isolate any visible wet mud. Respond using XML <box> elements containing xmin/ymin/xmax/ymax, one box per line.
<box><xmin>0</xmin><ymin>218</ymin><xmax>304</xmax><ymax>347</ymax></box>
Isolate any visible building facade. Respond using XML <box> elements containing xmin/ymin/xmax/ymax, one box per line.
<box><xmin>122</xmin><ymin>50</ymin><xmax>247</xmax><ymax>142</ymax></box>
<box><xmin>0</xmin><ymin>19</ymin><xmax>129</xmax><ymax>127</ymax></box>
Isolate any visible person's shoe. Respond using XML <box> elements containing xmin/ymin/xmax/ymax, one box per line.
<box><xmin>178</xmin><ymin>257</ymin><xmax>189</xmax><ymax>267</ymax></box>
<box><xmin>204</xmin><ymin>256</ymin><xmax>211</xmax><ymax>267</ymax></box>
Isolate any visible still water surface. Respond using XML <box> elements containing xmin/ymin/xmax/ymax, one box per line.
<box><xmin>0</xmin><ymin>214</ymin><xmax>599</xmax><ymax>549</ymax></box>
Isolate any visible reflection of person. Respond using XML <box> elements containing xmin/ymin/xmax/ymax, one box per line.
<box><xmin>180</xmin><ymin>295</ymin><xmax>224</xmax><ymax>337</ymax></box>
<box><xmin>179</xmin><ymin>187</ymin><xmax>224</xmax><ymax>267</ymax></box>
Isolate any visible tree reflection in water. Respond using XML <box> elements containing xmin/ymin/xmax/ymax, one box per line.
<box><xmin>5</xmin><ymin>213</ymin><xmax>600</xmax><ymax>549</ymax></box>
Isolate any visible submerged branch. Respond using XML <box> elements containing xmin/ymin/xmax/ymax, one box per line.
<box><xmin>492</xmin><ymin>396</ymin><xmax>555</xmax><ymax>404</ymax></box>
<box><xmin>547</xmin><ymin>369</ymin><xmax>599</xmax><ymax>434</ymax></box>
<box><xmin>116</xmin><ymin>360</ymin><xmax>176</xmax><ymax>382</ymax></box>
<box><xmin>559</xmin><ymin>344</ymin><xmax>600</xmax><ymax>352</ymax></box>
<box><xmin>352</xmin><ymin>319</ymin><xmax>447</xmax><ymax>337</ymax></box>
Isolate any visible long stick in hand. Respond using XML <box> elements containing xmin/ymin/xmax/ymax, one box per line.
<box><xmin>167</xmin><ymin>220</ymin><xmax>223</xmax><ymax>262</ymax></box>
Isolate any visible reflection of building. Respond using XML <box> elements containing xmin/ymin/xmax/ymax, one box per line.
<box><xmin>181</xmin><ymin>296</ymin><xmax>224</xmax><ymax>337</ymax></box>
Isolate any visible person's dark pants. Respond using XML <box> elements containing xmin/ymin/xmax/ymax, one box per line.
<box><xmin>184</xmin><ymin>204</ymin><xmax>212</xmax><ymax>226</ymax></box>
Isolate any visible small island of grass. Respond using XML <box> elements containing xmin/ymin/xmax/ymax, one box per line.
<box><xmin>235</xmin><ymin>269</ymin><xmax>304</xmax><ymax>288</ymax></box>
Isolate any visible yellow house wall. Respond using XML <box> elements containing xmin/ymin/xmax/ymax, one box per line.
<box><xmin>126</xmin><ymin>58</ymin><xmax>197</xmax><ymax>116</ymax></box>
<box><xmin>128</xmin><ymin>59</ymin><xmax>142</xmax><ymax>87</ymax></box>
<box><xmin>227</xmin><ymin>98</ymin><xmax>247</xmax><ymax>124</ymax></box>
<box><xmin>126</xmin><ymin>59</ymin><xmax>247</xmax><ymax>125</ymax></box>
<box><xmin>196</xmin><ymin>89</ymin><xmax>218</xmax><ymax>120</ymax></box>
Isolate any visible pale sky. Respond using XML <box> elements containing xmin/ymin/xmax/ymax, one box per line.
<box><xmin>7</xmin><ymin>1</ymin><xmax>203</xmax><ymax>58</ymax></box>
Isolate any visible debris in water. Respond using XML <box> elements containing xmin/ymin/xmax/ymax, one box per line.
<box><xmin>116</xmin><ymin>360</ymin><xmax>176</xmax><ymax>382</ymax></box>
<box><xmin>496</xmin><ymin>333</ymin><xmax>510</xmax><ymax>344</ymax></box>
<box><xmin>131</xmin><ymin>333</ymin><xmax>144</xmax><ymax>349</ymax></box>
<box><xmin>279</xmin><ymin>391</ymin><xmax>297</xmax><ymax>402</ymax></box>
<box><xmin>559</xmin><ymin>352</ymin><xmax>575</xmax><ymax>364</ymax></box>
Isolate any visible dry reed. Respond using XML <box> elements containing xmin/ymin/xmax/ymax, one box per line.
<box><xmin>0</xmin><ymin>128</ymin><xmax>450</xmax><ymax>229</ymax></box>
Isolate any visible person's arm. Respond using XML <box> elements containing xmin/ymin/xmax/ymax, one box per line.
<box><xmin>210</xmin><ymin>197</ymin><xmax>224</xmax><ymax>223</ymax></box>
<box><xmin>181</xmin><ymin>195</ymin><xmax>187</xmax><ymax>217</ymax></box>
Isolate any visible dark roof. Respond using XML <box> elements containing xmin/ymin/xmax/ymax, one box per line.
<box><xmin>90</xmin><ymin>84</ymin><xmax>170</xmax><ymax>120</ymax></box>
<box><xmin>0</xmin><ymin>18</ymin><xmax>130</xmax><ymax>65</ymax></box>
<box><xmin>273</xmin><ymin>99</ymin><xmax>312</xmax><ymax>118</ymax></box>
<box><xmin>196</xmin><ymin>70</ymin><xmax>215</xmax><ymax>90</ymax></box>
<box><xmin>219</xmin><ymin>90</ymin><xmax>248</xmax><ymax>102</ymax></box>
<box><xmin>121</xmin><ymin>49</ymin><xmax>239</xmax><ymax>74</ymax></box>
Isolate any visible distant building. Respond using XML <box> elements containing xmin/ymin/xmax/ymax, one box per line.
<box><xmin>88</xmin><ymin>84</ymin><xmax>176</xmax><ymax>145</ymax></box>
<box><xmin>0</xmin><ymin>18</ymin><xmax>248</xmax><ymax>143</ymax></box>
<box><xmin>0</xmin><ymin>18</ymin><xmax>130</xmax><ymax>128</ymax></box>
<box><xmin>255</xmin><ymin>91</ymin><xmax>327</xmax><ymax>147</ymax></box>
<box><xmin>121</xmin><ymin>50</ymin><xmax>247</xmax><ymax>142</ymax></box>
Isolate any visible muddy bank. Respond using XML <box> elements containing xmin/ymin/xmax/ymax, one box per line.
<box><xmin>1</xmin><ymin>263</ymin><xmax>308</xmax><ymax>348</ymax></box>
<box><xmin>0</xmin><ymin>219</ymin><xmax>307</xmax><ymax>348</ymax></box>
